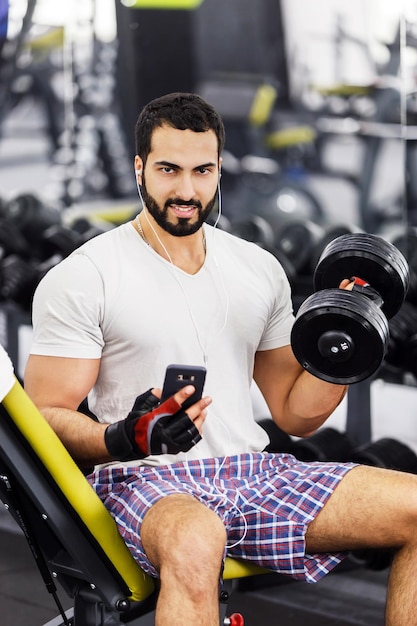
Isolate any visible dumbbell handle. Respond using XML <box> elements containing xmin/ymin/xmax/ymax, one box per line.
<box><xmin>351</xmin><ymin>276</ymin><xmax>368</xmax><ymax>287</ymax></box>
<box><xmin>351</xmin><ymin>276</ymin><xmax>384</xmax><ymax>309</ymax></box>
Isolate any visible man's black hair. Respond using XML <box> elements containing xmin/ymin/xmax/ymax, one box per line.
<box><xmin>135</xmin><ymin>92</ymin><xmax>225</xmax><ymax>164</ymax></box>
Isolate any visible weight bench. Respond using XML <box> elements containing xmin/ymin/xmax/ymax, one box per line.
<box><xmin>0</xmin><ymin>345</ymin><xmax>268</xmax><ymax>626</ymax></box>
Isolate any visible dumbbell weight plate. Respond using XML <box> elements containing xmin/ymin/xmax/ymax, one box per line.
<box><xmin>231</xmin><ymin>215</ymin><xmax>275</xmax><ymax>248</ymax></box>
<box><xmin>274</xmin><ymin>219</ymin><xmax>324</xmax><ymax>274</ymax></box>
<box><xmin>314</xmin><ymin>233</ymin><xmax>409</xmax><ymax>319</ymax></box>
<box><xmin>291</xmin><ymin>289</ymin><xmax>389</xmax><ymax>384</ymax></box>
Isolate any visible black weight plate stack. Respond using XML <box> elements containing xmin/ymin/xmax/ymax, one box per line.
<box><xmin>314</xmin><ymin>233</ymin><xmax>409</xmax><ymax>319</ymax></box>
<box><xmin>351</xmin><ymin>437</ymin><xmax>417</xmax><ymax>474</ymax></box>
<box><xmin>291</xmin><ymin>289</ymin><xmax>389</xmax><ymax>384</ymax></box>
<box><xmin>389</xmin><ymin>227</ymin><xmax>417</xmax><ymax>306</ymax></box>
<box><xmin>406</xmin><ymin>332</ymin><xmax>417</xmax><ymax>378</ymax></box>
<box><xmin>386</xmin><ymin>301</ymin><xmax>417</xmax><ymax>370</ymax></box>
<box><xmin>292</xmin><ymin>427</ymin><xmax>356</xmax><ymax>462</ymax></box>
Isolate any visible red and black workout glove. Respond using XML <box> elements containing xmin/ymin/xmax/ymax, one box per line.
<box><xmin>104</xmin><ymin>389</ymin><xmax>202</xmax><ymax>461</ymax></box>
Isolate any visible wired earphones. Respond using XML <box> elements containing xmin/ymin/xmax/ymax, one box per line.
<box><xmin>135</xmin><ymin>173</ymin><xmax>248</xmax><ymax>549</ymax></box>
<box><xmin>135</xmin><ymin>175</ymin><xmax>229</xmax><ymax>364</ymax></box>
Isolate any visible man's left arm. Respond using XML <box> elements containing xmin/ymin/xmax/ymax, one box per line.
<box><xmin>254</xmin><ymin>345</ymin><xmax>348</xmax><ymax>438</ymax></box>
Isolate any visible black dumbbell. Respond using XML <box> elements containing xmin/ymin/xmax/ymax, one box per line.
<box><xmin>292</xmin><ymin>427</ymin><xmax>356</xmax><ymax>463</ymax></box>
<box><xmin>0</xmin><ymin>255</ymin><xmax>41</xmax><ymax>311</ymax></box>
<box><xmin>274</xmin><ymin>218</ymin><xmax>324</xmax><ymax>275</ymax></box>
<box><xmin>4</xmin><ymin>193</ymin><xmax>62</xmax><ymax>258</ymax></box>
<box><xmin>385</xmin><ymin>301</ymin><xmax>417</xmax><ymax>372</ymax></box>
<box><xmin>257</xmin><ymin>418</ymin><xmax>294</xmax><ymax>454</ymax></box>
<box><xmin>231</xmin><ymin>215</ymin><xmax>275</xmax><ymax>249</ymax></box>
<box><xmin>40</xmin><ymin>224</ymin><xmax>82</xmax><ymax>260</ymax></box>
<box><xmin>291</xmin><ymin>233</ymin><xmax>409</xmax><ymax>384</ymax></box>
<box><xmin>388</xmin><ymin>227</ymin><xmax>417</xmax><ymax>306</ymax></box>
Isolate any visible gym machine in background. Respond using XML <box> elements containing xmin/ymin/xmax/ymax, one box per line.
<box><xmin>114</xmin><ymin>0</ymin><xmax>289</xmax><ymax>157</ymax></box>
<box><xmin>0</xmin><ymin>0</ymin><xmax>136</xmax><ymax>208</ymax></box>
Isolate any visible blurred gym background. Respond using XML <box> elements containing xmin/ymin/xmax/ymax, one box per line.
<box><xmin>1</xmin><ymin>1</ymin><xmax>417</xmax><ymax>624</ymax></box>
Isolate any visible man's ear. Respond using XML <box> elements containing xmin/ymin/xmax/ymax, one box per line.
<box><xmin>134</xmin><ymin>155</ymin><xmax>143</xmax><ymax>183</ymax></box>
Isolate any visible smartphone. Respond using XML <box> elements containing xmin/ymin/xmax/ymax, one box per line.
<box><xmin>161</xmin><ymin>364</ymin><xmax>207</xmax><ymax>411</ymax></box>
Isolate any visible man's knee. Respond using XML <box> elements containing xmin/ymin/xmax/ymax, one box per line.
<box><xmin>141</xmin><ymin>494</ymin><xmax>227</xmax><ymax>580</ymax></box>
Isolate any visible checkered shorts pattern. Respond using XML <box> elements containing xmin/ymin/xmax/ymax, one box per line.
<box><xmin>89</xmin><ymin>452</ymin><xmax>355</xmax><ymax>582</ymax></box>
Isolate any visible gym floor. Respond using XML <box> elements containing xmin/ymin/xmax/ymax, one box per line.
<box><xmin>0</xmin><ymin>98</ymin><xmax>415</xmax><ymax>626</ymax></box>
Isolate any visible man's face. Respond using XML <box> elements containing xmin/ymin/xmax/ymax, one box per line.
<box><xmin>136</xmin><ymin>124</ymin><xmax>220</xmax><ymax>237</ymax></box>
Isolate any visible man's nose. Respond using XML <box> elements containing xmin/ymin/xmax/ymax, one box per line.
<box><xmin>175</xmin><ymin>174</ymin><xmax>196</xmax><ymax>201</ymax></box>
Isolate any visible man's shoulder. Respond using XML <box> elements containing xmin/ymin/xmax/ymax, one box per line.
<box><xmin>39</xmin><ymin>222</ymin><xmax>133</xmax><ymax>286</ymax></box>
<box><xmin>75</xmin><ymin>222</ymin><xmax>133</xmax><ymax>255</ymax></box>
<box><xmin>61</xmin><ymin>222</ymin><xmax>134</xmax><ymax>271</ymax></box>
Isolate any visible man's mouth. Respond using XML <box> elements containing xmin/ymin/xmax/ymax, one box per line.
<box><xmin>170</xmin><ymin>204</ymin><xmax>197</xmax><ymax>218</ymax></box>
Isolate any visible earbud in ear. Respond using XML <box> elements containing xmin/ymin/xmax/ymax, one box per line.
<box><xmin>135</xmin><ymin>169</ymin><xmax>142</xmax><ymax>175</ymax></box>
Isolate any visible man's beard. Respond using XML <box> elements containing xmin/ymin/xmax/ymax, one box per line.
<box><xmin>140</xmin><ymin>178</ymin><xmax>217</xmax><ymax>237</ymax></box>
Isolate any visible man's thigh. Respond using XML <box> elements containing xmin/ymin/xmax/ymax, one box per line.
<box><xmin>305</xmin><ymin>464</ymin><xmax>417</xmax><ymax>553</ymax></box>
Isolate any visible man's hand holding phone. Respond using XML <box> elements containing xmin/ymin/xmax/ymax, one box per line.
<box><xmin>104</xmin><ymin>365</ymin><xmax>210</xmax><ymax>461</ymax></box>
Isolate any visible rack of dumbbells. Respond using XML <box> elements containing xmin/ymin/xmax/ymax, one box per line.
<box><xmin>0</xmin><ymin>0</ymin><xmax>136</xmax><ymax>209</ymax></box>
<box><xmin>47</xmin><ymin>2</ymin><xmax>136</xmax><ymax>207</ymax></box>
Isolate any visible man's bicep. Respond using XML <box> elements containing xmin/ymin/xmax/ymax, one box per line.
<box><xmin>254</xmin><ymin>345</ymin><xmax>303</xmax><ymax>417</ymax></box>
<box><xmin>24</xmin><ymin>355</ymin><xmax>100</xmax><ymax>411</ymax></box>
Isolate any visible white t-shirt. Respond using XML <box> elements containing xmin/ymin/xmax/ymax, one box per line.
<box><xmin>31</xmin><ymin>222</ymin><xmax>294</xmax><ymax>466</ymax></box>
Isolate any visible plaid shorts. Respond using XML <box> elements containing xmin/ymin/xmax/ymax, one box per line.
<box><xmin>89</xmin><ymin>452</ymin><xmax>355</xmax><ymax>583</ymax></box>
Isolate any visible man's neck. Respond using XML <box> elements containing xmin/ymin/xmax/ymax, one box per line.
<box><xmin>133</xmin><ymin>213</ymin><xmax>206</xmax><ymax>275</ymax></box>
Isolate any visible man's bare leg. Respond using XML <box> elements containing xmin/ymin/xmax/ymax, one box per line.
<box><xmin>141</xmin><ymin>494</ymin><xmax>227</xmax><ymax>626</ymax></box>
<box><xmin>305</xmin><ymin>465</ymin><xmax>417</xmax><ymax>626</ymax></box>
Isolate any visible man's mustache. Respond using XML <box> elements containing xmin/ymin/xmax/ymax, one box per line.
<box><xmin>165</xmin><ymin>198</ymin><xmax>202</xmax><ymax>209</ymax></box>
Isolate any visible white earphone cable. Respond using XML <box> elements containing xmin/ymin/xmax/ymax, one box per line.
<box><xmin>136</xmin><ymin>174</ymin><xmax>246</xmax><ymax>548</ymax></box>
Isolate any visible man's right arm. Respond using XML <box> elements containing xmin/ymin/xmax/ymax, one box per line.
<box><xmin>24</xmin><ymin>354</ymin><xmax>211</xmax><ymax>466</ymax></box>
<box><xmin>24</xmin><ymin>354</ymin><xmax>110</xmax><ymax>466</ymax></box>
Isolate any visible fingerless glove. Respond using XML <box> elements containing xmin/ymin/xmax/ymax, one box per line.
<box><xmin>104</xmin><ymin>389</ymin><xmax>202</xmax><ymax>461</ymax></box>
